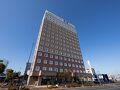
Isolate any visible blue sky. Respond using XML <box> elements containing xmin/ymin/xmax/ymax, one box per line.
<box><xmin>0</xmin><ymin>0</ymin><xmax>120</xmax><ymax>75</ymax></box>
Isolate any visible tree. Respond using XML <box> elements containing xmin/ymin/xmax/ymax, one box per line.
<box><xmin>13</xmin><ymin>72</ymin><xmax>21</xmax><ymax>79</ymax></box>
<box><xmin>0</xmin><ymin>63</ymin><xmax>6</xmax><ymax>74</ymax></box>
<box><xmin>6</xmin><ymin>69</ymin><xmax>14</xmax><ymax>79</ymax></box>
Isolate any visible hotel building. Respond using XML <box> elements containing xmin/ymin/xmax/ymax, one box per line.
<box><xmin>27</xmin><ymin>10</ymin><xmax>91</xmax><ymax>85</ymax></box>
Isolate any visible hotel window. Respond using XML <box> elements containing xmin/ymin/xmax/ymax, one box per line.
<box><xmin>40</xmin><ymin>41</ymin><xmax>44</xmax><ymax>45</ymax></box>
<box><xmin>82</xmin><ymin>66</ymin><xmax>85</xmax><ymax>69</ymax></box>
<box><xmin>60</xmin><ymin>62</ymin><xmax>63</xmax><ymax>66</ymax></box>
<box><xmin>60</xmin><ymin>56</ymin><xmax>63</xmax><ymax>60</ymax></box>
<box><xmin>68</xmin><ymin>63</ymin><xmax>71</xmax><ymax>67</ymax></box>
<box><xmin>37</xmin><ymin>59</ymin><xmax>41</xmax><ymax>63</ymax></box>
<box><xmin>76</xmin><ymin>64</ymin><xmax>78</xmax><ymax>68</ymax></box>
<box><xmin>55</xmin><ymin>61</ymin><xmax>58</xmax><ymax>65</ymax></box>
<box><xmin>55</xmin><ymin>50</ymin><xmax>58</xmax><ymax>54</ymax></box>
<box><xmin>73</xmin><ymin>70</ymin><xmax>76</xmax><ymax>73</ymax></box>
<box><xmin>79</xmin><ymin>65</ymin><xmax>81</xmax><ymax>68</ymax></box>
<box><xmin>38</xmin><ymin>52</ymin><xmax>42</xmax><ymax>56</ymax></box>
<box><xmin>83</xmin><ymin>71</ymin><xmax>85</xmax><ymax>73</ymax></box>
<box><xmin>42</xmin><ymin>67</ymin><xmax>47</xmax><ymax>71</ymax></box>
<box><xmin>44</xmin><ymin>47</ymin><xmax>48</xmax><ymax>52</ymax></box>
<box><xmin>51</xmin><ymin>40</ymin><xmax>54</xmax><ymax>43</ymax></box>
<box><xmin>68</xmin><ymin>58</ymin><xmax>70</xmax><ymax>61</ymax></box>
<box><xmin>64</xmin><ymin>63</ymin><xmax>67</xmax><ymax>67</ymax></box>
<box><xmin>77</xmin><ymin>70</ymin><xmax>79</xmax><ymax>73</ymax></box>
<box><xmin>46</xmin><ymin>38</ymin><xmax>50</xmax><ymax>42</ymax></box>
<box><xmin>64</xmin><ymin>52</ymin><xmax>66</xmax><ymax>56</ymax></box>
<box><xmin>60</xmin><ymin>68</ymin><xmax>63</xmax><ymax>72</ymax></box>
<box><xmin>50</xmin><ymin>54</ymin><xmax>53</xmax><ymax>58</ymax></box>
<box><xmin>64</xmin><ymin>69</ymin><xmax>67</xmax><ymax>72</ymax></box>
<box><xmin>41</xmin><ymin>37</ymin><xmax>45</xmax><ymax>40</ymax></box>
<box><xmin>60</xmin><ymin>51</ymin><xmax>63</xmax><ymax>55</ymax></box>
<box><xmin>71</xmin><ymin>59</ymin><xmax>74</xmax><ymax>62</ymax></box>
<box><xmin>75</xmin><ymin>60</ymin><xmax>77</xmax><ymax>63</ymax></box>
<box><xmin>55</xmin><ymin>46</ymin><xmax>58</xmax><ymax>49</ymax></box>
<box><xmin>43</xmin><ymin>60</ymin><xmax>48</xmax><ymax>64</ymax></box>
<box><xmin>55</xmin><ymin>55</ymin><xmax>58</xmax><ymax>59</ymax></box>
<box><xmin>50</xmin><ymin>49</ymin><xmax>53</xmax><ymax>53</ymax></box>
<box><xmin>45</xmin><ymin>43</ymin><xmax>49</xmax><ymax>47</ymax></box>
<box><xmin>67</xmin><ymin>49</ymin><xmax>69</xmax><ymax>52</ymax></box>
<box><xmin>49</xmin><ymin>60</ymin><xmax>53</xmax><ymax>65</ymax></box>
<box><xmin>64</xmin><ymin>57</ymin><xmax>67</xmax><ymax>61</ymax></box>
<box><xmin>78</xmin><ymin>60</ymin><xmax>80</xmax><ymax>63</ymax></box>
<box><xmin>47</xmin><ymin>34</ymin><xmax>50</xmax><ymax>38</ymax></box>
<box><xmin>44</xmin><ymin>53</ymin><xmax>48</xmax><ymax>57</ymax></box>
<box><xmin>39</xmin><ymin>47</ymin><xmax>43</xmax><ymax>51</ymax></box>
<box><xmin>72</xmin><ymin>64</ymin><xmax>75</xmax><ymax>67</ymax></box>
<box><xmin>67</xmin><ymin>53</ymin><xmax>70</xmax><ymax>57</ymax></box>
<box><xmin>80</xmin><ymin>70</ymin><xmax>82</xmax><ymax>73</ymax></box>
<box><xmin>54</xmin><ymin>68</ymin><xmax>58</xmax><ymax>72</ymax></box>
<box><xmin>49</xmin><ymin>67</ymin><xmax>53</xmax><ymax>71</ymax></box>
<box><xmin>35</xmin><ymin>66</ymin><xmax>40</xmax><ymax>71</ymax></box>
<box><xmin>50</xmin><ymin>44</ymin><xmax>54</xmax><ymax>48</ymax></box>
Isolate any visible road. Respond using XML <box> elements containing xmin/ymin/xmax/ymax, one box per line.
<box><xmin>30</xmin><ymin>83</ymin><xmax>120</xmax><ymax>90</ymax></box>
<box><xmin>1</xmin><ymin>83</ymin><xmax>120</xmax><ymax>90</ymax></box>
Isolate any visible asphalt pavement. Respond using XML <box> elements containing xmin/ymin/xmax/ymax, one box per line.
<box><xmin>29</xmin><ymin>83</ymin><xmax>120</xmax><ymax>90</ymax></box>
<box><xmin>1</xmin><ymin>83</ymin><xmax>120</xmax><ymax>90</ymax></box>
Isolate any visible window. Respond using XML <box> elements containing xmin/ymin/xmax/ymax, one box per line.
<box><xmin>35</xmin><ymin>66</ymin><xmax>40</xmax><ymax>71</ymax></box>
<box><xmin>60</xmin><ymin>69</ymin><xmax>63</xmax><ymax>72</ymax></box>
<box><xmin>54</xmin><ymin>68</ymin><xmax>58</xmax><ymax>72</ymax></box>
<box><xmin>76</xmin><ymin>64</ymin><xmax>78</xmax><ymax>68</ymax></box>
<box><xmin>77</xmin><ymin>70</ymin><xmax>79</xmax><ymax>73</ymax></box>
<box><xmin>68</xmin><ymin>58</ymin><xmax>70</xmax><ymax>61</ymax></box>
<box><xmin>64</xmin><ymin>57</ymin><xmax>67</xmax><ymax>61</ymax></box>
<box><xmin>64</xmin><ymin>69</ymin><xmax>67</xmax><ymax>72</ymax></box>
<box><xmin>82</xmin><ymin>66</ymin><xmax>85</xmax><ymax>69</ymax></box>
<box><xmin>60</xmin><ymin>56</ymin><xmax>63</xmax><ymax>60</ymax></box>
<box><xmin>60</xmin><ymin>51</ymin><xmax>62</xmax><ymax>55</ymax></box>
<box><xmin>72</xmin><ymin>64</ymin><xmax>75</xmax><ymax>67</ymax></box>
<box><xmin>42</xmin><ymin>67</ymin><xmax>47</xmax><ymax>71</ymax></box>
<box><xmin>64</xmin><ymin>63</ymin><xmax>67</xmax><ymax>66</ymax></box>
<box><xmin>49</xmin><ymin>67</ymin><xmax>53</xmax><ymax>71</ymax></box>
<box><xmin>79</xmin><ymin>65</ymin><xmax>81</xmax><ymax>68</ymax></box>
<box><xmin>60</xmin><ymin>62</ymin><xmax>63</xmax><ymax>66</ymax></box>
<box><xmin>71</xmin><ymin>59</ymin><xmax>74</xmax><ymax>62</ymax></box>
<box><xmin>49</xmin><ymin>60</ymin><xmax>53</xmax><ymax>64</ymax></box>
<box><xmin>38</xmin><ymin>52</ymin><xmax>42</xmax><ymax>56</ymax></box>
<box><xmin>55</xmin><ymin>42</ymin><xmax>58</xmax><ymax>45</ymax></box>
<box><xmin>37</xmin><ymin>59</ymin><xmax>41</xmax><ymax>63</ymax></box>
<box><xmin>50</xmin><ymin>54</ymin><xmax>53</xmax><ymax>58</ymax></box>
<box><xmin>55</xmin><ymin>50</ymin><xmax>58</xmax><ymax>54</ymax></box>
<box><xmin>45</xmin><ymin>43</ymin><xmax>49</xmax><ymax>47</ymax></box>
<box><xmin>55</xmin><ymin>46</ymin><xmax>58</xmax><ymax>49</ymax></box>
<box><xmin>55</xmin><ymin>61</ymin><xmax>58</xmax><ymax>65</ymax></box>
<box><xmin>44</xmin><ymin>47</ymin><xmax>48</xmax><ymax>52</ymax></box>
<box><xmin>80</xmin><ymin>70</ymin><xmax>82</xmax><ymax>73</ymax></box>
<box><xmin>50</xmin><ymin>49</ymin><xmax>53</xmax><ymax>53</ymax></box>
<box><xmin>78</xmin><ymin>60</ymin><xmax>80</xmax><ymax>63</ymax></box>
<box><xmin>55</xmin><ymin>55</ymin><xmax>58</xmax><ymax>59</ymax></box>
<box><xmin>68</xmin><ymin>63</ymin><xmax>71</xmax><ymax>67</ymax></box>
<box><xmin>43</xmin><ymin>60</ymin><xmax>48</xmax><ymax>64</ymax></box>
<box><xmin>44</xmin><ymin>53</ymin><xmax>48</xmax><ymax>57</ymax></box>
<box><xmin>40</xmin><ymin>41</ymin><xmax>44</xmax><ymax>45</ymax></box>
<box><xmin>75</xmin><ymin>60</ymin><xmax>77</xmax><ymax>62</ymax></box>
<box><xmin>39</xmin><ymin>47</ymin><xmax>43</xmax><ymax>51</ymax></box>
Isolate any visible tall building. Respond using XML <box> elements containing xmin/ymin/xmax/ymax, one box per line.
<box><xmin>27</xmin><ymin>10</ymin><xmax>90</xmax><ymax>85</ymax></box>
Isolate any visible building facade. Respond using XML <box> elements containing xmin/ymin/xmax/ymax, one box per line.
<box><xmin>27</xmin><ymin>10</ymin><xmax>90</xmax><ymax>85</ymax></box>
